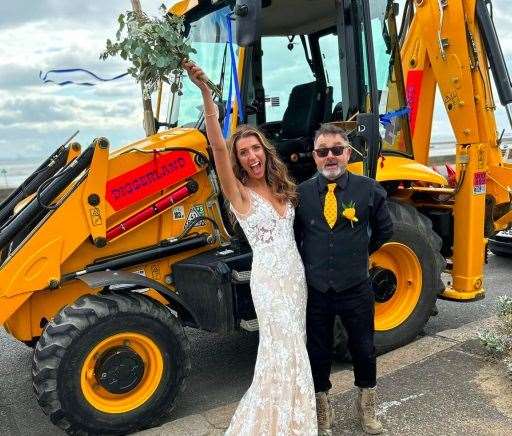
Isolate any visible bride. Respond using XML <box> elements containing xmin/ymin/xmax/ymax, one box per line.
<box><xmin>184</xmin><ymin>61</ymin><xmax>317</xmax><ymax>435</ymax></box>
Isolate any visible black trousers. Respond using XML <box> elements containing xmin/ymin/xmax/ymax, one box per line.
<box><xmin>306</xmin><ymin>279</ymin><xmax>376</xmax><ymax>392</ymax></box>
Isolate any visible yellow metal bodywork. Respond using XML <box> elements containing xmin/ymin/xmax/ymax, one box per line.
<box><xmin>169</xmin><ymin>0</ymin><xmax>198</xmax><ymax>17</ymax></box>
<box><xmin>1</xmin><ymin>129</ymin><xmax>223</xmax><ymax>341</ymax></box>
<box><xmin>3</xmin><ymin>2</ymin><xmax>511</xmax><ymax>432</ymax></box>
<box><xmin>82</xmin><ymin>141</ymin><xmax>109</xmax><ymax>244</ymax></box>
<box><xmin>396</xmin><ymin>0</ymin><xmax>512</xmax><ymax>300</ymax></box>
<box><xmin>2</xmin><ymin>0</ymin><xmax>512</xmax><ymax>341</ymax></box>
<box><xmin>168</xmin><ymin>1</ymin><xmax>512</xmax><ymax>308</ymax></box>
<box><xmin>349</xmin><ymin>156</ymin><xmax>448</xmax><ymax>186</ymax></box>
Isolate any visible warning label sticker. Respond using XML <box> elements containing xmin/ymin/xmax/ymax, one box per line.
<box><xmin>89</xmin><ymin>206</ymin><xmax>102</xmax><ymax>226</ymax></box>
<box><xmin>473</xmin><ymin>171</ymin><xmax>486</xmax><ymax>195</ymax></box>
<box><xmin>185</xmin><ymin>205</ymin><xmax>206</xmax><ymax>227</ymax></box>
<box><xmin>172</xmin><ymin>205</ymin><xmax>185</xmax><ymax>220</ymax></box>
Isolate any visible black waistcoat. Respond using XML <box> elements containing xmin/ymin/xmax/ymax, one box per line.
<box><xmin>295</xmin><ymin>172</ymin><xmax>374</xmax><ymax>292</ymax></box>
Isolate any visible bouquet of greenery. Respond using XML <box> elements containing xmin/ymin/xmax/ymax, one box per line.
<box><xmin>101</xmin><ymin>8</ymin><xmax>220</xmax><ymax>99</ymax></box>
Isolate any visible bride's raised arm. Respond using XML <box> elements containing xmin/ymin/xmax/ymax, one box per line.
<box><xmin>182</xmin><ymin>60</ymin><xmax>248</xmax><ymax>213</ymax></box>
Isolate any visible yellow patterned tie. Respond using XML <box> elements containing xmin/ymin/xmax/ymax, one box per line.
<box><xmin>324</xmin><ymin>183</ymin><xmax>337</xmax><ymax>229</ymax></box>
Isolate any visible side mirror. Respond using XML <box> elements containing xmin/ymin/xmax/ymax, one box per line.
<box><xmin>234</xmin><ymin>0</ymin><xmax>262</xmax><ymax>46</ymax></box>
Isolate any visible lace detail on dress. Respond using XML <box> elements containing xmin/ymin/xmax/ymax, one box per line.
<box><xmin>230</xmin><ymin>190</ymin><xmax>287</xmax><ymax>245</ymax></box>
<box><xmin>226</xmin><ymin>190</ymin><xmax>317</xmax><ymax>436</ymax></box>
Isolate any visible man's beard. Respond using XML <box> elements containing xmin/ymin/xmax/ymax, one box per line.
<box><xmin>320</xmin><ymin>163</ymin><xmax>346</xmax><ymax>180</ymax></box>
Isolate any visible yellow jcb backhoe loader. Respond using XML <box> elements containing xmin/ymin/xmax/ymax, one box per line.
<box><xmin>0</xmin><ymin>0</ymin><xmax>511</xmax><ymax>434</ymax></box>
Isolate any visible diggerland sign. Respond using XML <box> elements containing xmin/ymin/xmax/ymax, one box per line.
<box><xmin>106</xmin><ymin>150</ymin><xmax>197</xmax><ymax>211</ymax></box>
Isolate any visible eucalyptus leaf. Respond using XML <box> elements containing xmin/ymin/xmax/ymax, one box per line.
<box><xmin>101</xmin><ymin>9</ymin><xmax>200</xmax><ymax>95</ymax></box>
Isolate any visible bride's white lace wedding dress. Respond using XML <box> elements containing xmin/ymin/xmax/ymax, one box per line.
<box><xmin>226</xmin><ymin>189</ymin><xmax>317</xmax><ymax>436</ymax></box>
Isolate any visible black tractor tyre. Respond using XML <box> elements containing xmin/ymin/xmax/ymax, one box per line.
<box><xmin>373</xmin><ymin>201</ymin><xmax>445</xmax><ymax>353</ymax></box>
<box><xmin>32</xmin><ymin>292</ymin><xmax>191</xmax><ymax>435</ymax></box>
<box><xmin>332</xmin><ymin>201</ymin><xmax>445</xmax><ymax>359</ymax></box>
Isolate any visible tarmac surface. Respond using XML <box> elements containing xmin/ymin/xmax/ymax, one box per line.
<box><xmin>329</xmin><ymin>339</ymin><xmax>512</xmax><ymax>435</ymax></box>
<box><xmin>0</xmin><ymin>253</ymin><xmax>511</xmax><ymax>435</ymax></box>
<box><xmin>139</xmin><ymin>317</ymin><xmax>512</xmax><ymax>436</ymax></box>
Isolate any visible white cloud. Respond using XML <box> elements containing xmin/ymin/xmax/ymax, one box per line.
<box><xmin>0</xmin><ymin>0</ymin><xmax>512</xmax><ymax>169</ymax></box>
<box><xmin>0</xmin><ymin>1</ymin><xmax>167</xmax><ymax>162</ymax></box>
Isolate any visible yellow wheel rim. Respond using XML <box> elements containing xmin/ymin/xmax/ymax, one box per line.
<box><xmin>80</xmin><ymin>332</ymin><xmax>164</xmax><ymax>414</ymax></box>
<box><xmin>371</xmin><ymin>242</ymin><xmax>422</xmax><ymax>331</ymax></box>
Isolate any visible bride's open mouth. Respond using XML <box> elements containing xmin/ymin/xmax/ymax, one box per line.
<box><xmin>249</xmin><ymin>161</ymin><xmax>263</xmax><ymax>176</ymax></box>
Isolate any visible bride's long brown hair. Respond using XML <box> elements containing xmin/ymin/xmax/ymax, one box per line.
<box><xmin>227</xmin><ymin>125</ymin><xmax>298</xmax><ymax>206</ymax></box>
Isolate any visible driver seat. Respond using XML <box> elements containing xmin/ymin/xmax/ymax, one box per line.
<box><xmin>274</xmin><ymin>82</ymin><xmax>332</xmax><ymax>181</ymax></box>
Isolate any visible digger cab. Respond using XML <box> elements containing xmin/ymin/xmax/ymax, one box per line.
<box><xmin>170</xmin><ymin>0</ymin><xmax>413</xmax><ymax>182</ymax></box>
<box><xmin>171</xmin><ymin>0</ymin><xmax>452</xmax><ymax>366</ymax></box>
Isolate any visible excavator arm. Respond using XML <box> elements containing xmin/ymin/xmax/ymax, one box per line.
<box><xmin>398</xmin><ymin>0</ymin><xmax>512</xmax><ymax>300</ymax></box>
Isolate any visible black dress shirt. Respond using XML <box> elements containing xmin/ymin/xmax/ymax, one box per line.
<box><xmin>294</xmin><ymin>171</ymin><xmax>393</xmax><ymax>292</ymax></box>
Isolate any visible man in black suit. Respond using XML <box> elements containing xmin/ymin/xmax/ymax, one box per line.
<box><xmin>294</xmin><ymin>124</ymin><xmax>393</xmax><ymax>435</ymax></box>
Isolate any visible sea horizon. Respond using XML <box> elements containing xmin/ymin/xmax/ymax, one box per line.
<box><xmin>1</xmin><ymin>137</ymin><xmax>509</xmax><ymax>189</ymax></box>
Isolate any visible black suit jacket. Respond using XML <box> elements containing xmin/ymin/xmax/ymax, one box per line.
<box><xmin>294</xmin><ymin>171</ymin><xmax>393</xmax><ymax>292</ymax></box>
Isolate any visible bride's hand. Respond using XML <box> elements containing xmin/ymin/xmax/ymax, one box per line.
<box><xmin>182</xmin><ymin>60</ymin><xmax>210</xmax><ymax>93</ymax></box>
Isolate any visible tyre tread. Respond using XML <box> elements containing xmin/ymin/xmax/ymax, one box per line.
<box><xmin>388</xmin><ymin>200</ymin><xmax>446</xmax><ymax>293</ymax></box>
<box><xmin>32</xmin><ymin>292</ymin><xmax>190</xmax><ymax>435</ymax></box>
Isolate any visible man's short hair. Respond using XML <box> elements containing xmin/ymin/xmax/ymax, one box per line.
<box><xmin>314</xmin><ymin>124</ymin><xmax>349</xmax><ymax>146</ymax></box>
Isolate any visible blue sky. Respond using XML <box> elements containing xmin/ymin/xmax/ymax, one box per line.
<box><xmin>0</xmin><ymin>0</ymin><xmax>512</xmax><ymax>162</ymax></box>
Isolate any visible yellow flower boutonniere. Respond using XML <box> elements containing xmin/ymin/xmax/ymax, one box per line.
<box><xmin>341</xmin><ymin>201</ymin><xmax>358</xmax><ymax>227</ymax></box>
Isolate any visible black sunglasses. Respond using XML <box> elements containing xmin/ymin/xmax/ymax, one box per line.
<box><xmin>313</xmin><ymin>145</ymin><xmax>347</xmax><ymax>158</ymax></box>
